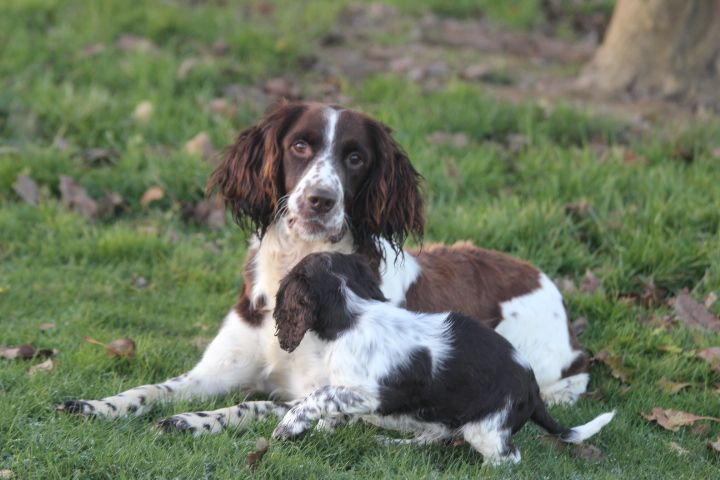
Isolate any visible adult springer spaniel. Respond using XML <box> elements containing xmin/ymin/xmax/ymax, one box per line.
<box><xmin>60</xmin><ymin>102</ymin><xmax>589</xmax><ymax>434</ymax></box>
<box><xmin>270</xmin><ymin>252</ymin><xmax>613</xmax><ymax>465</ymax></box>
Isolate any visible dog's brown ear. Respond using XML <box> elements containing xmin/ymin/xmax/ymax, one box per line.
<box><xmin>352</xmin><ymin>118</ymin><xmax>424</xmax><ymax>259</ymax></box>
<box><xmin>207</xmin><ymin>101</ymin><xmax>306</xmax><ymax>235</ymax></box>
<box><xmin>274</xmin><ymin>274</ymin><xmax>317</xmax><ymax>353</ymax></box>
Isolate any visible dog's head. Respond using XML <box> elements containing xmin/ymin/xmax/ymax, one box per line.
<box><xmin>207</xmin><ymin>101</ymin><xmax>424</xmax><ymax>258</ymax></box>
<box><xmin>273</xmin><ymin>252</ymin><xmax>386</xmax><ymax>352</ymax></box>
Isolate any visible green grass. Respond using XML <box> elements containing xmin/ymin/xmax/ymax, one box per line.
<box><xmin>2</xmin><ymin>0</ymin><xmax>720</xmax><ymax>478</ymax></box>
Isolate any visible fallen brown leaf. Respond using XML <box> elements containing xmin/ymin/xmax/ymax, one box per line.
<box><xmin>84</xmin><ymin>336</ymin><xmax>136</xmax><ymax>358</ymax></box>
<box><xmin>263</xmin><ymin>77</ymin><xmax>301</xmax><ymax>99</ymax></box>
<box><xmin>0</xmin><ymin>344</ymin><xmax>57</xmax><ymax>360</ymax></box>
<box><xmin>572</xmin><ymin>316</ymin><xmax>589</xmax><ymax>337</ymax></box>
<box><xmin>39</xmin><ymin>322</ymin><xmax>56</xmax><ymax>332</ymax></box>
<box><xmin>185</xmin><ymin>132</ymin><xmax>215</xmax><ymax>159</ymax></box>
<box><xmin>706</xmin><ymin>292</ymin><xmax>718</xmax><ymax>309</ymax></box>
<box><xmin>0</xmin><ymin>470</ymin><xmax>13</xmax><ymax>479</ymax></box>
<box><xmin>131</xmin><ymin>275</ymin><xmax>150</xmax><ymax>289</ymax></box>
<box><xmin>670</xmin><ymin>289</ymin><xmax>720</xmax><ymax>332</ymax></box>
<box><xmin>581</xmin><ymin>270</ymin><xmax>602</xmax><ymax>294</ymax></box>
<box><xmin>657</xmin><ymin>378</ymin><xmax>692</xmax><ymax>395</ymax></box>
<box><xmin>708</xmin><ymin>437</ymin><xmax>720</xmax><ymax>454</ymax></box>
<box><xmin>97</xmin><ymin>192</ymin><xmax>125</xmax><ymax>218</ymax></box>
<box><xmin>573</xmin><ymin>443</ymin><xmax>605</xmax><ymax>461</ymax></box>
<box><xmin>81</xmin><ymin>43</ymin><xmax>106</xmax><ymax>57</ymax></box>
<box><xmin>29</xmin><ymin>358</ymin><xmax>54</xmax><ymax>375</ymax></box>
<box><xmin>443</xmin><ymin>157</ymin><xmax>463</xmax><ymax>188</ymax></box>
<box><xmin>541</xmin><ymin>435</ymin><xmax>606</xmax><ymax>461</ymax></box>
<box><xmin>208</xmin><ymin>98</ymin><xmax>235</xmax><ymax>117</ymax></box>
<box><xmin>555</xmin><ymin>277</ymin><xmax>577</xmax><ymax>295</ymax></box>
<box><xmin>117</xmin><ymin>34</ymin><xmax>156</xmax><ymax>53</ymax></box>
<box><xmin>639</xmin><ymin>278</ymin><xmax>667</xmax><ymax>307</ymax></box>
<box><xmin>692</xmin><ymin>424</ymin><xmax>711</xmax><ymax>436</ymax></box>
<box><xmin>211</xmin><ymin>40</ymin><xmax>230</xmax><ymax>56</ymax></box>
<box><xmin>623</xmin><ymin>149</ymin><xmax>648</xmax><ymax>165</ymax></box>
<box><xmin>427</xmin><ymin>132</ymin><xmax>469</xmax><ymax>148</ymax></box>
<box><xmin>642</xmin><ymin>407</ymin><xmax>720</xmax><ymax>432</ymax></box>
<box><xmin>191</xmin><ymin>197</ymin><xmax>226</xmax><ymax>229</ymax></box>
<box><xmin>696</xmin><ymin>347</ymin><xmax>720</xmax><ymax>373</ymax></box>
<box><xmin>593</xmin><ymin>351</ymin><xmax>631</xmax><ymax>383</ymax></box>
<box><xmin>13</xmin><ymin>174</ymin><xmax>40</xmax><ymax>206</ymax></box>
<box><xmin>132</xmin><ymin>101</ymin><xmax>154</xmax><ymax>124</ymax></box>
<box><xmin>59</xmin><ymin>176</ymin><xmax>98</xmax><ymax>218</ymax></box>
<box><xmin>176</xmin><ymin>58</ymin><xmax>199</xmax><ymax>80</ymax></box>
<box><xmin>140</xmin><ymin>186</ymin><xmax>165</xmax><ymax>207</ymax></box>
<box><xmin>82</xmin><ymin>148</ymin><xmax>118</xmax><ymax>166</ymax></box>
<box><xmin>564</xmin><ymin>201</ymin><xmax>590</xmax><ymax>218</ymax></box>
<box><xmin>668</xmin><ymin>441</ymin><xmax>689</xmax><ymax>455</ymax></box>
<box><xmin>247</xmin><ymin>437</ymin><xmax>269</xmax><ymax>471</ymax></box>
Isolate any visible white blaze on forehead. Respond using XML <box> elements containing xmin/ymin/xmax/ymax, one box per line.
<box><xmin>320</xmin><ymin>107</ymin><xmax>340</xmax><ymax>160</ymax></box>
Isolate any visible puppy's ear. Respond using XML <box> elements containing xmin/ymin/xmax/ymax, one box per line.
<box><xmin>207</xmin><ymin>101</ymin><xmax>306</xmax><ymax>235</ymax></box>
<box><xmin>352</xmin><ymin>119</ymin><xmax>424</xmax><ymax>258</ymax></box>
<box><xmin>274</xmin><ymin>274</ymin><xmax>317</xmax><ymax>353</ymax></box>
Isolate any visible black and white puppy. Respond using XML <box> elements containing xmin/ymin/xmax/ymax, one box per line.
<box><xmin>272</xmin><ymin>252</ymin><xmax>614</xmax><ymax>465</ymax></box>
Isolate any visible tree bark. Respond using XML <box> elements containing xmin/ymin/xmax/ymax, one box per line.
<box><xmin>578</xmin><ymin>0</ymin><xmax>720</xmax><ymax>106</ymax></box>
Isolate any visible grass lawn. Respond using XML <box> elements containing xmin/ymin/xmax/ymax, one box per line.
<box><xmin>1</xmin><ymin>1</ymin><xmax>719</xmax><ymax>478</ymax></box>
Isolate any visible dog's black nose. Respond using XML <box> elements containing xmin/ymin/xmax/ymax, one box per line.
<box><xmin>306</xmin><ymin>189</ymin><xmax>336</xmax><ymax>214</ymax></box>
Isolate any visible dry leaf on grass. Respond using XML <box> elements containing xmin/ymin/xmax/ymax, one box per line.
<box><xmin>81</xmin><ymin>43</ymin><xmax>106</xmax><ymax>57</ymax></box>
<box><xmin>706</xmin><ymin>292</ymin><xmax>718</xmax><ymax>309</ymax></box>
<box><xmin>668</xmin><ymin>441</ymin><xmax>689</xmax><ymax>455</ymax></box>
<box><xmin>59</xmin><ymin>176</ymin><xmax>98</xmax><ymax>218</ymax></box>
<box><xmin>247</xmin><ymin>437</ymin><xmax>269</xmax><ymax>471</ymax></box>
<box><xmin>82</xmin><ymin>148</ymin><xmax>118</xmax><ymax>166</ymax></box>
<box><xmin>182</xmin><ymin>197</ymin><xmax>226</xmax><ymax>230</ymax></box>
<box><xmin>555</xmin><ymin>277</ymin><xmax>577</xmax><ymax>295</ymax></box>
<box><xmin>97</xmin><ymin>192</ymin><xmax>125</xmax><ymax>218</ymax></box>
<box><xmin>132</xmin><ymin>101</ymin><xmax>154</xmax><ymax>124</ymax></box>
<box><xmin>581</xmin><ymin>270</ymin><xmax>602</xmax><ymax>294</ymax></box>
<box><xmin>657</xmin><ymin>378</ymin><xmax>692</xmax><ymax>395</ymax></box>
<box><xmin>176</xmin><ymin>58</ymin><xmax>200</xmax><ymax>80</ymax></box>
<box><xmin>427</xmin><ymin>132</ymin><xmax>469</xmax><ymax>148</ymax></box>
<box><xmin>692</xmin><ymin>424</ymin><xmax>711</xmax><ymax>436</ymax></box>
<box><xmin>84</xmin><ymin>336</ymin><xmax>136</xmax><ymax>358</ymax></box>
<box><xmin>572</xmin><ymin>316</ymin><xmax>589</xmax><ymax>337</ymax></box>
<box><xmin>708</xmin><ymin>438</ymin><xmax>720</xmax><ymax>454</ymax></box>
<box><xmin>13</xmin><ymin>174</ymin><xmax>40</xmax><ymax>206</ymax></box>
<box><xmin>140</xmin><ymin>186</ymin><xmax>165</xmax><ymax>207</ymax></box>
<box><xmin>263</xmin><ymin>77</ymin><xmax>301</xmax><ymax>100</ymax></box>
<box><xmin>1</xmin><ymin>345</ymin><xmax>57</xmax><ymax>360</ymax></box>
<box><xmin>117</xmin><ymin>34</ymin><xmax>157</xmax><ymax>53</ymax></box>
<box><xmin>0</xmin><ymin>470</ymin><xmax>13</xmax><ymax>479</ymax></box>
<box><xmin>593</xmin><ymin>351</ymin><xmax>631</xmax><ymax>383</ymax></box>
<box><xmin>642</xmin><ymin>407</ymin><xmax>720</xmax><ymax>432</ymax></box>
<box><xmin>39</xmin><ymin>323</ymin><xmax>56</xmax><ymax>332</ymax></box>
<box><xmin>696</xmin><ymin>347</ymin><xmax>720</xmax><ymax>373</ymax></box>
<box><xmin>185</xmin><ymin>132</ymin><xmax>215</xmax><ymax>159</ymax></box>
<box><xmin>541</xmin><ymin>436</ymin><xmax>606</xmax><ymax>461</ymax></box>
<box><xmin>29</xmin><ymin>358</ymin><xmax>54</xmax><ymax>375</ymax></box>
<box><xmin>669</xmin><ymin>289</ymin><xmax>720</xmax><ymax>332</ymax></box>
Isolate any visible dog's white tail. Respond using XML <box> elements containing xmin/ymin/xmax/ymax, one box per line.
<box><xmin>560</xmin><ymin>410</ymin><xmax>615</xmax><ymax>444</ymax></box>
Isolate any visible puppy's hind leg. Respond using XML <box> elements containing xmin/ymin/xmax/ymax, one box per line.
<box><xmin>462</xmin><ymin>420</ymin><xmax>521</xmax><ymax>466</ymax></box>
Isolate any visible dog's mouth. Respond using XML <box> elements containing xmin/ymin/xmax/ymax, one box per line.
<box><xmin>286</xmin><ymin>214</ymin><xmax>345</xmax><ymax>243</ymax></box>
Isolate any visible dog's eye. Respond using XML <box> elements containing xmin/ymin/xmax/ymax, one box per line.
<box><xmin>292</xmin><ymin>140</ymin><xmax>310</xmax><ymax>155</ymax></box>
<box><xmin>347</xmin><ymin>152</ymin><xmax>364</xmax><ymax>167</ymax></box>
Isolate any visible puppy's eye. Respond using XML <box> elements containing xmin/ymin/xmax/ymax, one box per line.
<box><xmin>347</xmin><ymin>152</ymin><xmax>364</xmax><ymax>167</ymax></box>
<box><xmin>292</xmin><ymin>140</ymin><xmax>309</xmax><ymax>155</ymax></box>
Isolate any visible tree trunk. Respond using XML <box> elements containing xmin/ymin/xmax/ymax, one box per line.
<box><xmin>578</xmin><ymin>0</ymin><xmax>720</xmax><ymax>106</ymax></box>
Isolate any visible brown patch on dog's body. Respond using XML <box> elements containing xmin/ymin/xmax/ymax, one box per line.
<box><xmin>404</xmin><ymin>241</ymin><xmax>541</xmax><ymax>326</ymax></box>
<box><xmin>235</xmin><ymin>248</ymin><xmax>268</xmax><ymax>327</ymax></box>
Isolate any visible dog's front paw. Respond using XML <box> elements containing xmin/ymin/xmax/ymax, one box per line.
<box><xmin>57</xmin><ymin>399</ymin><xmax>126</xmax><ymax>418</ymax></box>
<box><xmin>272</xmin><ymin>421</ymin><xmax>308</xmax><ymax>441</ymax></box>
<box><xmin>156</xmin><ymin>415</ymin><xmax>193</xmax><ymax>434</ymax></box>
<box><xmin>156</xmin><ymin>412</ymin><xmax>224</xmax><ymax>436</ymax></box>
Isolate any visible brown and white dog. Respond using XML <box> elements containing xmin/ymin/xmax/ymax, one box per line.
<box><xmin>60</xmin><ymin>102</ymin><xmax>589</xmax><ymax>434</ymax></box>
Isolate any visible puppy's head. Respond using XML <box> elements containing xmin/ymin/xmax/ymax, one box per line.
<box><xmin>274</xmin><ymin>252</ymin><xmax>386</xmax><ymax>352</ymax></box>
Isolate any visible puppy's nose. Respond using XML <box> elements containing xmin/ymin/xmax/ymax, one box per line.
<box><xmin>306</xmin><ymin>189</ymin><xmax>336</xmax><ymax>214</ymax></box>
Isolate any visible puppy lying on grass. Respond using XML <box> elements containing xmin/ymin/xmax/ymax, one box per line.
<box><xmin>271</xmin><ymin>252</ymin><xmax>614</xmax><ymax>465</ymax></box>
